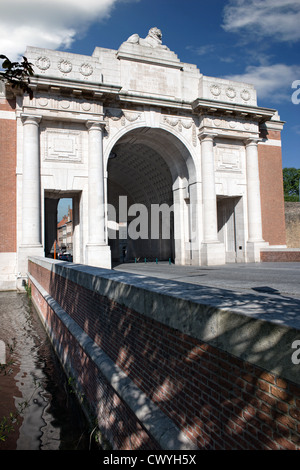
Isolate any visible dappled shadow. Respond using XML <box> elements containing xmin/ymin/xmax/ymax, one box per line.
<box><xmin>29</xmin><ymin>259</ymin><xmax>300</xmax><ymax>450</ymax></box>
<box><xmin>104</xmin><ymin>269</ymin><xmax>300</xmax><ymax>330</ymax></box>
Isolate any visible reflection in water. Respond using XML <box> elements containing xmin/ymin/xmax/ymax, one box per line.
<box><xmin>0</xmin><ymin>291</ymin><xmax>93</xmax><ymax>450</ymax></box>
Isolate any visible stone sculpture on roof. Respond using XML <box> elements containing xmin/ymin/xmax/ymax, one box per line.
<box><xmin>125</xmin><ymin>27</ymin><xmax>170</xmax><ymax>50</ymax></box>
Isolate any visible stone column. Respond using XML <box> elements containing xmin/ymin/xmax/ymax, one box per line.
<box><xmin>245</xmin><ymin>138</ymin><xmax>267</xmax><ymax>261</ymax></box>
<box><xmin>245</xmin><ymin>139</ymin><xmax>264</xmax><ymax>241</ymax></box>
<box><xmin>200</xmin><ymin>133</ymin><xmax>219</xmax><ymax>242</ymax></box>
<box><xmin>21</xmin><ymin>114</ymin><xmax>42</xmax><ymax>245</ymax></box>
<box><xmin>85</xmin><ymin>121</ymin><xmax>111</xmax><ymax>269</ymax></box>
<box><xmin>199</xmin><ymin>132</ymin><xmax>225</xmax><ymax>265</ymax></box>
<box><xmin>188</xmin><ymin>182</ymin><xmax>202</xmax><ymax>266</ymax></box>
<box><xmin>18</xmin><ymin>114</ymin><xmax>44</xmax><ymax>283</ymax></box>
<box><xmin>172</xmin><ymin>185</ymin><xmax>187</xmax><ymax>265</ymax></box>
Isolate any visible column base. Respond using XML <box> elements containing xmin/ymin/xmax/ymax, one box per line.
<box><xmin>86</xmin><ymin>244</ymin><xmax>112</xmax><ymax>270</ymax></box>
<box><xmin>246</xmin><ymin>240</ymin><xmax>269</xmax><ymax>263</ymax></box>
<box><xmin>18</xmin><ymin>244</ymin><xmax>44</xmax><ymax>288</ymax></box>
<box><xmin>190</xmin><ymin>249</ymin><xmax>201</xmax><ymax>266</ymax></box>
<box><xmin>0</xmin><ymin>252</ymin><xmax>17</xmax><ymax>291</ymax></box>
<box><xmin>201</xmin><ymin>241</ymin><xmax>226</xmax><ymax>266</ymax></box>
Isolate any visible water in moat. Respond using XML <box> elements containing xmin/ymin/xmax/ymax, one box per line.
<box><xmin>0</xmin><ymin>291</ymin><xmax>95</xmax><ymax>451</ymax></box>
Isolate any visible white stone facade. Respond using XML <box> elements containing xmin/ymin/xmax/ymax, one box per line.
<box><xmin>1</xmin><ymin>28</ymin><xmax>286</xmax><ymax>288</ymax></box>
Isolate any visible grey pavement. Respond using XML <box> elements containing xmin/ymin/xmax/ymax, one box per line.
<box><xmin>114</xmin><ymin>261</ymin><xmax>300</xmax><ymax>299</ymax></box>
<box><xmin>113</xmin><ymin>262</ymin><xmax>300</xmax><ymax>329</ymax></box>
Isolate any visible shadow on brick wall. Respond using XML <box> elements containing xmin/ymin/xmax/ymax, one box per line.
<box><xmin>30</xmin><ymin>260</ymin><xmax>300</xmax><ymax>450</ymax></box>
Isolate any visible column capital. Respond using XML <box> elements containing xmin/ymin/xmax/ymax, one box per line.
<box><xmin>86</xmin><ymin>120</ymin><xmax>106</xmax><ymax>131</ymax></box>
<box><xmin>244</xmin><ymin>137</ymin><xmax>260</xmax><ymax>147</ymax></box>
<box><xmin>21</xmin><ymin>113</ymin><xmax>42</xmax><ymax>125</ymax></box>
<box><xmin>198</xmin><ymin>131</ymin><xmax>217</xmax><ymax>143</ymax></box>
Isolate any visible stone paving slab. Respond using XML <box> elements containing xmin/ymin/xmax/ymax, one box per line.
<box><xmin>113</xmin><ymin>261</ymin><xmax>300</xmax><ymax>330</ymax></box>
<box><xmin>114</xmin><ymin>261</ymin><xmax>300</xmax><ymax>299</ymax></box>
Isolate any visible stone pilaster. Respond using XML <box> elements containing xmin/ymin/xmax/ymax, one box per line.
<box><xmin>85</xmin><ymin>121</ymin><xmax>111</xmax><ymax>269</ymax></box>
<box><xmin>245</xmin><ymin>138</ymin><xmax>268</xmax><ymax>261</ymax></box>
<box><xmin>199</xmin><ymin>132</ymin><xmax>225</xmax><ymax>265</ymax></box>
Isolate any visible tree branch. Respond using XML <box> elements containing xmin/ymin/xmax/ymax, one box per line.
<box><xmin>0</xmin><ymin>55</ymin><xmax>34</xmax><ymax>99</ymax></box>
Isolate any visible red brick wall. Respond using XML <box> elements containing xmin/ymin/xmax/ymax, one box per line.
<box><xmin>28</xmin><ymin>261</ymin><xmax>300</xmax><ymax>450</ymax></box>
<box><xmin>30</xmin><ymin>279</ymin><xmax>160</xmax><ymax>451</ymax></box>
<box><xmin>258</xmin><ymin>130</ymin><xmax>286</xmax><ymax>246</ymax></box>
<box><xmin>261</xmin><ymin>251</ymin><xmax>300</xmax><ymax>262</ymax></box>
<box><xmin>0</xmin><ymin>98</ymin><xmax>16</xmax><ymax>112</ymax></box>
<box><xmin>0</xmin><ymin>98</ymin><xmax>17</xmax><ymax>252</ymax></box>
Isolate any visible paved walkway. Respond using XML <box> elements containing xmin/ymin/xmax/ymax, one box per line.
<box><xmin>114</xmin><ymin>261</ymin><xmax>300</xmax><ymax>299</ymax></box>
<box><xmin>113</xmin><ymin>262</ymin><xmax>300</xmax><ymax>329</ymax></box>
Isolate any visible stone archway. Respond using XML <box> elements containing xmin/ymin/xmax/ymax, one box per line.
<box><xmin>106</xmin><ymin>127</ymin><xmax>195</xmax><ymax>265</ymax></box>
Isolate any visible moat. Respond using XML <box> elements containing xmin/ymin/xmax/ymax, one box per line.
<box><xmin>0</xmin><ymin>291</ymin><xmax>94</xmax><ymax>450</ymax></box>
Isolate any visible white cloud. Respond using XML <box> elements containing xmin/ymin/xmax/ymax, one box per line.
<box><xmin>224</xmin><ymin>63</ymin><xmax>300</xmax><ymax>103</ymax></box>
<box><xmin>292</xmin><ymin>125</ymin><xmax>300</xmax><ymax>135</ymax></box>
<box><xmin>1</xmin><ymin>0</ymin><xmax>133</xmax><ymax>60</ymax></box>
<box><xmin>222</xmin><ymin>0</ymin><xmax>300</xmax><ymax>42</ymax></box>
<box><xmin>186</xmin><ymin>44</ymin><xmax>216</xmax><ymax>56</ymax></box>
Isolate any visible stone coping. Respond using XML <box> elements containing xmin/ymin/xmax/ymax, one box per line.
<box><xmin>261</xmin><ymin>248</ymin><xmax>300</xmax><ymax>252</ymax></box>
<box><xmin>28</xmin><ymin>257</ymin><xmax>300</xmax><ymax>386</ymax></box>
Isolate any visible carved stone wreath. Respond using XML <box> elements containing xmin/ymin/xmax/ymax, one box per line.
<box><xmin>226</xmin><ymin>87</ymin><xmax>236</xmax><ymax>99</ymax></box>
<box><xmin>58</xmin><ymin>59</ymin><xmax>72</xmax><ymax>74</ymax></box>
<box><xmin>241</xmin><ymin>89</ymin><xmax>251</xmax><ymax>101</ymax></box>
<box><xmin>36</xmin><ymin>56</ymin><xmax>51</xmax><ymax>71</ymax></box>
<box><xmin>210</xmin><ymin>84</ymin><xmax>221</xmax><ymax>97</ymax></box>
<box><xmin>80</xmin><ymin>63</ymin><xmax>93</xmax><ymax>77</ymax></box>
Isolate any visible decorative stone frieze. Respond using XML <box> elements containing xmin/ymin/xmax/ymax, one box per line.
<box><xmin>199</xmin><ymin>115</ymin><xmax>259</xmax><ymax>140</ymax></box>
<box><xmin>27</xmin><ymin>46</ymin><xmax>101</xmax><ymax>83</ymax></box>
<box><xmin>202</xmin><ymin>76</ymin><xmax>257</xmax><ymax>106</ymax></box>
<box><xmin>21</xmin><ymin>92</ymin><xmax>104</xmax><ymax>122</ymax></box>
<box><xmin>104</xmin><ymin>108</ymin><xmax>142</xmax><ymax>138</ymax></box>
<box><xmin>162</xmin><ymin>115</ymin><xmax>198</xmax><ymax>147</ymax></box>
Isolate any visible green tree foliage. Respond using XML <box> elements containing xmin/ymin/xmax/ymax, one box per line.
<box><xmin>0</xmin><ymin>55</ymin><xmax>34</xmax><ymax>99</ymax></box>
<box><xmin>283</xmin><ymin>167</ymin><xmax>300</xmax><ymax>201</ymax></box>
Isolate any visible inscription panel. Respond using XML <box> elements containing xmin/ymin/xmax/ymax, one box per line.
<box><xmin>42</xmin><ymin>128</ymin><xmax>82</xmax><ymax>163</ymax></box>
<box><xmin>215</xmin><ymin>143</ymin><xmax>242</xmax><ymax>172</ymax></box>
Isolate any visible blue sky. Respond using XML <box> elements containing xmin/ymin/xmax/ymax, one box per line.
<box><xmin>73</xmin><ymin>0</ymin><xmax>300</xmax><ymax>170</ymax></box>
<box><xmin>1</xmin><ymin>0</ymin><xmax>299</xmax><ymax>217</ymax></box>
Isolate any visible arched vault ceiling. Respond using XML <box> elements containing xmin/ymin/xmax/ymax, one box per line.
<box><xmin>114</xmin><ymin>127</ymin><xmax>192</xmax><ymax>182</ymax></box>
<box><xmin>108</xmin><ymin>142</ymin><xmax>173</xmax><ymax>207</ymax></box>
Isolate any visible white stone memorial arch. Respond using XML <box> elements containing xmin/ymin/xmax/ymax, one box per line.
<box><xmin>105</xmin><ymin>124</ymin><xmax>199</xmax><ymax>266</ymax></box>
<box><xmin>4</xmin><ymin>27</ymin><xmax>285</xmax><ymax>286</ymax></box>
